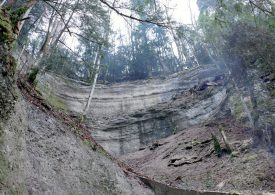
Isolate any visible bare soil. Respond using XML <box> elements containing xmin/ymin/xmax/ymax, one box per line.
<box><xmin>121</xmin><ymin>119</ymin><xmax>275</xmax><ymax>194</ymax></box>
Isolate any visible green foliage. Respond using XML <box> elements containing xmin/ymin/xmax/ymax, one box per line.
<box><xmin>99</xmin><ymin>22</ymin><xmax>179</xmax><ymax>82</ymax></box>
<box><xmin>267</xmin><ymin>83</ymin><xmax>275</xmax><ymax>97</ymax></box>
<box><xmin>36</xmin><ymin>82</ymin><xmax>68</xmax><ymax>111</ymax></box>
<box><xmin>211</xmin><ymin>133</ymin><xmax>222</xmax><ymax>157</ymax></box>
<box><xmin>197</xmin><ymin>0</ymin><xmax>275</xmax><ymax>78</ymax></box>
<box><xmin>80</xmin><ymin>114</ymin><xmax>87</xmax><ymax>123</ymax></box>
<box><xmin>205</xmin><ymin>172</ymin><xmax>215</xmax><ymax>189</ymax></box>
<box><xmin>268</xmin><ymin>17</ymin><xmax>275</xmax><ymax>30</ymax></box>
<box><xmin>242</xmin><ymin>153</ymin><xmax>258</xmax><ymax>163</ymax></box>
<box><xmin>234</xmin><ymin>2</ymin><xmax>243</xmax><ymax>13</ymax></box>
<box><xmin>28</xmin><ymin>67</ymin><xmax>39</xmax><ymax>84</ymax></box>
<box><xmin>9</xmin><ymin>6</ymin><xmax>28</xmax><ymax>29</ymax></box>
<box><xmin>0</xmin><ymin>9</ymin><xmax>14</xmax><ymax>44</ymax></box>
<box><xmin>230</xmin><ymin>192</ymin><xmax>240</xmax><ymax>195</ymax></box>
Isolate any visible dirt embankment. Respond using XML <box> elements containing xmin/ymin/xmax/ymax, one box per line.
<box><xmin>121</xmin><ymin>118</ymin><xmax>275</xmax><ymax>194</ymax></box>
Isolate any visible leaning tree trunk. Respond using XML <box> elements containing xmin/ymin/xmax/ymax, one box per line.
<box><xmin>0</xmin><ymin>0</ymin><xmax>7</xmax><ymax>7</ymax></box>
<box><xmin>82</xmin><ymin>47</ymin><xmax>102</xmax><ymax>117</ymax></box>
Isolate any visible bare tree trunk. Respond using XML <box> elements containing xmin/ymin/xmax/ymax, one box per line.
<box><xmin>192</xmin><ymin>47</ymin><xmax>200</xmax><ymax>67</ymax></box>
<box><xmin>82</xmin><ymin>46</ymin><xmax>102</xmax><ymax>116</ymax></box>
<box><xmin>32</xmin><ymin>8</ymin><xmax>57</xmax><ymax>71</ymax></box>
<box><xmin>188</xmin><ymin>0</ymin><xmax>195</xmax><ymax>27</ymax></box>
<box><xmin>186</xmin><ymin>2</ymin><xmax>201</xmax><ymax>68</ymax></box>
<box><xmin>18</xmin><ymin>12</ymin><xmax>43</xmax><ymax>69</ymax></box>
<box><xmin>51</xmin><ymin>0</ymin><xmax>79</xmax><ymax>48</ymax></box>
<box><xmin>33</xmin><ymin>0</ymin><xmax>78</xmax><ymax>74</ymax></box>
<box><xmin>163</xmin><ymin>6</ymin><xmax>186</xmax><ymax>67</ymax></box>
<box><xmin>181</xmin><ymin>34</ymin><xmax>200</xmax><ymax>67</ymax></box>
<box><xmin>0</xmin><ymin>0</ymin><xmax>8</xmax><ymax>7</ymax></box>
<box><xmin>219</xmin><ymin>126</ymin><xmax>232</xmax><ymax>153</ymax></box>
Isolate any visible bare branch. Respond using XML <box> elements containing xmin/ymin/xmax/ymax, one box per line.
<box><xmin>65</xmin><ymin>31</ymin><xmax>102</xmax><ymax>45</ymax></box>
<box><xmin>99</xmin><ymin>0</ymin><xmax>167</xmax><ymax>27</ymax></box>
<box><xmin>249</xmin><ymin>0</ymin><xmax>274</xmax><ymax>16</ymax></box>
<box><xmin>43</xmin><ymin>0</ymin><xmax>73</xmax><ymax>35</ymax></box>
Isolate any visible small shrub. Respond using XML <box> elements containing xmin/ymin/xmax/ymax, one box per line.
<box><xmin>211</xmin><ymin>133</ymin><xmax>222</xmax><ymax>157</ymax></box>
<box><xmin>28</xmin><ymin>67</ymin><xmax>39</xmax><ymax>84</ymax></box>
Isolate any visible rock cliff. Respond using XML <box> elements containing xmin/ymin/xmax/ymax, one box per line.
<box><xmin>1</xmin><ymin>7</ymin><xmax>274</xmax><ymax>195</ymax></box>
<box><xmin>37</xmin><ymin>65</ymin><xmax>229</xmax><ymax>156</ymax></box>
<box><xmin>34</xmin><ymin>63</ymin><xmax>275</xmax><ymax>194</ymax></box>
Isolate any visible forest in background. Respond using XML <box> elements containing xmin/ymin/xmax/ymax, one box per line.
<box><xmin>2</xmin><ymin>0</ymin><xmax>275</xmax><ymax>84</ymax></box>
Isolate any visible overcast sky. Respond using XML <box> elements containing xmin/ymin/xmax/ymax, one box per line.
<box><xmin>111</xmin><ymin>0</ymin><xmax>199</xmax><ymax>33</ymax></box>
<box><xmin>166</xmin><ymin>0</ymin><xmax>199</xmax><ymax>24</ymax></box>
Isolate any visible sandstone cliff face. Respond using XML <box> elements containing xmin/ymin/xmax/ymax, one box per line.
<box><xmin>37</xmin><ymin>65</ymin><xmax>230</xmax><ymax>156</ymax></box>
<box><xmin>37</xmin><ymin>63</ymin><xmax>275</xmax><ymax>158</ymax></box>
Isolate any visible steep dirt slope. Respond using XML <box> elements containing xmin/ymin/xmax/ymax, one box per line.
<box><xmin>121</xmin><ymin>119</ymin><xmax>275</xmax><ymax>194</ymax></box>
<box><xmin>1</xmin><ymin>95</ymin><xmax>154</xmax><ymax>194</ymax></box>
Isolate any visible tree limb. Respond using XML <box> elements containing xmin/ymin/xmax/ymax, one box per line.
<box><xmin>43</xmin><ymin>0</ymin><xmax>73</xmax><ymax>35</ymax></box>
<box><xmin>99</xmin><ymin>0</ymin><xmax>167</xmax><ymax>27</ymax></box>
<box><xmin>249</xmin><ymin>0</ymin><xmax>274</xmax><ymax>16</ymax></box>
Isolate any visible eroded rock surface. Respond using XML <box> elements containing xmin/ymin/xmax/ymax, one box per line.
<box><xmin>34</xmin><ymin>63</ymin><xmax>275</xmax><ymax>194</ymax></box>
<box><xmin>37</xmin><ymin>65</ymin><xmax>228</xmax><ymax>156</ymax></box>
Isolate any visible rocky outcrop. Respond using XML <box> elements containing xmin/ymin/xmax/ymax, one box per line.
<box><xmin>90</xmin><ymin>87</ymin><xmax>227</xmax><ymax>156</ymax></box>
<box><xmin>37</xmin><ymin>65</ymin><xmax>229</xmax><ymax>156</ymax></box>
<box><xmin>34</xmin><ymin>63</ymin><xmax>275</xmax><ymax>194</ymax></box>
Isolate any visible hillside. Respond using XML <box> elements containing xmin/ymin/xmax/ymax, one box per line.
<box><xmin>1</xmin><ymin>1</ymin><xmax>275</xmax><ymax>195</ymax></box>
<box><xmin>34</xmin><ymin>64</ymin><xmax>275</xmax><ymax>194</ymax></box>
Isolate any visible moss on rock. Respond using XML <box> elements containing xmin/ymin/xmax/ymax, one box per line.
<box><xmin>0</xmin><ymin>9</ymin><xmax>17</xmax><ymax>119</ymax></box>
<box><xmin>0</xmin><ymin>9</ymin><xmax>14</xmax><ymax>44</ymax></box>
<box><xmin>9</xmin><ymin>6</ymin><xmax>28</xmax><ymax>29</ymax></box>
<box><xmin>36</xmin><ymin>82</ymin><xmax>68</xmax><ymax>111</ymax></box>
